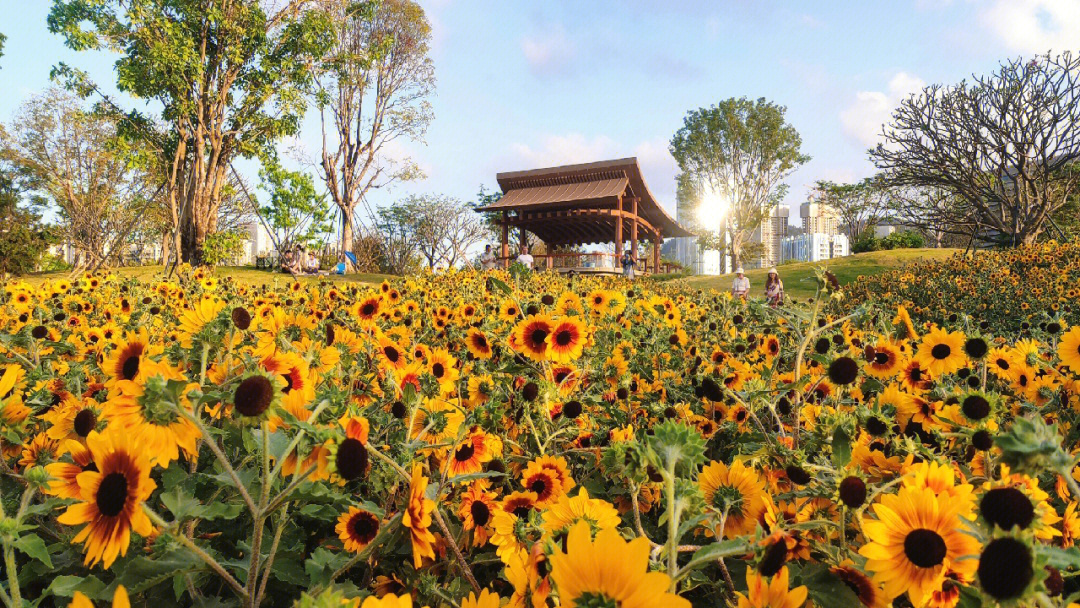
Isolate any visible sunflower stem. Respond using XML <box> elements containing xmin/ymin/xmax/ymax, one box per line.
<box><xmin>254</xmin><ymin>504</ymin><xmax>288</xmax><ymax>607</ymax></box>
<box><xmin>178</xmin><ymin>408</ymin><xmax>258</xmax><ymax>514</ymax></box>
<box><xmin>432</xmin><ymin>505</ymin><xmax>481</xmax><ymax>594</ymax></box>
<box><xmin>665</xmin><ymin>459</ymin><xmax>679</xmax><ymax>591</ymax></box>
<box><xmin>143</xmin><ymin>506</ymin><xmax>249</xmax><ymax>602</ymax></box>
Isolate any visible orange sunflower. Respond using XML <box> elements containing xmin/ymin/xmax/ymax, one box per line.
<box><xmin>56</xmin><ymin>429</ymin><xmax>156</xmax><ymax>568</ymax></box>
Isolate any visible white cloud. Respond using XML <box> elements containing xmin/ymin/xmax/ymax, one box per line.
<box><xmin>979</xmin><ymin>0</ymin><xmax>1080</xmax><ymax>54</ymax></box>
<box><xmin>799</xmin><ymin>13</ymin><xmax>824</xmax><ymax>28</ymax></box>
<box><xmin>506</xmin><ymin>133</ymin><xmax>617</xmax><ymax>169</ymax></box>
<box><xmin>521</xmin><ymin>24</ymin><xmax>575</xmax><ymax>77</ymax></box>
<box><xmin>839</xmin><ymin>72</ymin><xmax>925</xmax><ymax>148</ymax></box>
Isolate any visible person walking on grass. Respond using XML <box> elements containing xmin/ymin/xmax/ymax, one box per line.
<box><xmin>765</xmin><ymin>267</ymin><xmax>785</xmax><ymax>307</ymax></box>
<box><xmin>731</xmin><ymin>267</ymin><xmax>750</xmax><ymax>300</ymax></box>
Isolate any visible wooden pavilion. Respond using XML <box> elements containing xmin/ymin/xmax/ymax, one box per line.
<box><xmin>477</xmin><ymin>158</ymin><xmax>694</xmax><ymax>274</ymax></box>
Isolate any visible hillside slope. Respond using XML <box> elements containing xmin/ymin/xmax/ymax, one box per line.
<box><xmin>679</xmin><ymin>248</ymin><xmax>960</xmax><ymax>301</ymax></box>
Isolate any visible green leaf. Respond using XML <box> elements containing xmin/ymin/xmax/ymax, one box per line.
<box><xmin>799</xmin><ymin>564</ymin><xmax>863</xmax><ymax>608</ymax></box>
<box><xmin>304</xmin><ymin>547</ymin><xmax>350</xmax><ymax>587</ymax></box>
<box><xmin>831</xmin><ymin>426</ymin><xmax>851</xmax><ymax>467</ymax></box>
<box><xmin>445</xmin><ymin>470</ymin><xmax>505</xmax><ymax>486</ymax></box>
<box><xmin>161</xmin><ymin>486</ymin><xmax>203</xmax><ymax>521</ymax></box>
<box><xmin>1037</xmin><ymin>545</ymin><xmax>1080</xmax><ymax>571</ymax></box>
<box><xmin>113</xmin><ymin>548</ymin><xmax>206</xmax><ymax>594</ymax></box>
<box><xmin>14</xmin><ymin>534</ymin><xmax>52</xmax><ymax>568</ymax></box>
<box><xmin>45</xmin><ymin>575</ymin><xmax>108</xmax><ymax>600</ymax></box>
<box><xmin>488</xmin><ymin>277</ymin><xmax>512</xmax><ymax>295</ymax></box>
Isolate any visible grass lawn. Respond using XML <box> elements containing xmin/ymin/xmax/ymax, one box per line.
<box><xmin>679</xmin><ymin>248</ymin><xmax>960</xmax><ymax>302</ymax></box>
<box><xmin>19</xmin><ymin>265</ymin><xmax>394</xmax><ymax>287</ymax></box>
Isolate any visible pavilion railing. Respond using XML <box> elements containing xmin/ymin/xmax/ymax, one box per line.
<box><xmin>495</xmin><ymin>252</ymin><xmax>674</xmax><ymax>275</ymax></box>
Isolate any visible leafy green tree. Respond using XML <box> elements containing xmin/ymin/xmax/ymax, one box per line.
<box><xmin>313</xmin><ymin>0</ymin><xmax>434</xmax><ymax>268</ymax></box>
<box><xmin>48</xmin><ymin>0</ymin><xmax>335</xmax><ymax>264</ymax></box>
<box><xmin>670</xmin><ymin>97</ymin><xmax>809</xmax><ymax>267</ymax></box>
<box><xmin>814</xmin><ymin>177</ymin><xmax>888</xmax><ymax>243</ymax></box>
<box><xmin>257</xmin><ymin>156</ymin><xmax>332</xmax><ymax>252</ymax></box>
<box><xmin>0</xmin><ymin>163</ymin><xmax>53</xmax><ymax>279</ymax></box>
<box><xmin>2</xmin><ymin>89</ymin><xmax>160</xmax><ymax>270</ymax></box>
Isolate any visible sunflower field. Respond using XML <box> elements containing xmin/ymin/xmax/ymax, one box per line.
<box><xmin>841</xmin><ymin>241</ymin><xmax>1080</xmax><ymax>334</ymax></box>
<box><xmin>2</xmin><ymin>263</ymin><xmax>1080</xmax><ymax>608</ymax></box>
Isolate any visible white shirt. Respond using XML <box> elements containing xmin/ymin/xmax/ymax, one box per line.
<box><xmin>480</xmin><ymin>251</ymin><xmax>496</xmax><ymax>270</ymax></box>
<box><xmin>516</xmin><ymin>253</ymin><xmax>534</xmax><ymax>269</ymax></box>
<box><xmin>732</xmin><ymin>275</ymin><xmax>750</xmax><ymax>295</ymax></box>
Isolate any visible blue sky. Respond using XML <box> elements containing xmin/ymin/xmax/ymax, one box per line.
<box><xmin>2</xmin><ymin>0</ymin><xmax>1078</xmax><ymax>224</ymax></box>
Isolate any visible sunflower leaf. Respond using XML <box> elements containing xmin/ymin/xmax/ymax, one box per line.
<box><xmin>831</xmin><ymin>426</ymin><xmax>851</xmax><ymax>467</ymax></box>
<box><xmin>14</xmin><ymin>533</ymin><xmax>52</xmax><ymax>568</ymax></box>
<box><xmin>45</xmin><ymin>574</ymin><xmax>108</xmax><ymax>600</ymax></box>
<box><xmin>444</xmin><ymin>470</ymin><xmax>505</xmax><ymax>485</ymax></box>
<box><xmin>488</xmin><ymin>277</ymin><xmax>512</xmax><ymax>295</ymax></box>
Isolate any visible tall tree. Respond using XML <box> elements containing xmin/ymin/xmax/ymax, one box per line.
<box><xmin>382</xmin><ymin>194</ymin><xmax>485</xmax><ymax>270</ymax></box>
<box><xmin>0</xmin><ymin>146</ymin><xmax>53</xmax><ymax>279</ymax></box>
<box><xmin>313</xmin><ymin>0</ymin><xmax>434</xmax><ymax>267</ymax></box>
<box><xmin>814</xmin><ymin>177</ymin><xmax>888</xmax><ymax>243</ymax></box>
<box><xmin>2</xmin><ymin>90</ymin><xmax>159</xmax><ymax>269</ymax></box>
<box><xmin>871</xmin><ymin>52</ymin><xmax>1080</xmax><ymax>246</ymax></box>
<box><xmin>670</xmin><ymin>97</ymin><xmax>809</xmax><ymax>267</ymax></box>
<box><xmin>257</xmin><ymin>156</ymin><xmax>332</xmax><ymax>252</ymax></box>
<box><xmin>48</xmin><ymin>0</ymin><xmax>334</xmax><ymax>263</ymax></box>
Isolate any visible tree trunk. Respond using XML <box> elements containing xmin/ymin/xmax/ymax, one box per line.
<box><xmin>341</xmin><ymin>210</ymin><xmax>356</xmax><ymax>272</ymax></box>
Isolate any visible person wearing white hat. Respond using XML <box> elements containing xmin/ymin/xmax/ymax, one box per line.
<box><xmin>765</xmin><ymin>267</ymin><xmax>785</xmax><ymax>307</ymax></box>
<box><xmin>731</xmin><ymin>266</ymin><xmax>750</xmax><ymax>300</ymax></box>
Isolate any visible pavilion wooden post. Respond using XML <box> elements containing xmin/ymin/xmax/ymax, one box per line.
<box><xmin>615</xmin><ymin>194</ymin><xmax>624</xmax><ymax>257</ymax></box>
<box><xmin>519</xmin><ymin>226</ymin><xmax>527</xmax><ymax>255</ymax></box>
<box><xmin>653</xmin><ymin>228</ymin><xmax>662</xmax><ymax>273</ymax></box>
<box><xmin>630</xmin><ymin>196</ymin><xmax>639</xmax><ymax>263</ymax></box>
<box><xmin>500</xmin><ymin>212</ymin><xmax>509</xmax><ymax>268</ymax></box>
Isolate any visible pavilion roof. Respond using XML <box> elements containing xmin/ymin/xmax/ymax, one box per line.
<box><xmin>478</xmin><ymin>158</ymin><xmax>694</xmax><ymax>241</ymax></box>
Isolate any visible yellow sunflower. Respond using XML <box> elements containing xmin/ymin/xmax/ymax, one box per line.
<box><xmin>549</xmin><ymin>521</ymin><xmax>690</xmax><ymax>608</ymax></box>
<box><xmin>1058</xmin><ymin>326</ymin><xmax>1080</xmax><ymax>372</ymax></box>
<box><xmin>541</xmin><ymin>487</ymin><xmax>620</xmax><ymax>537</ymax></box>
<box><xmin>699</xmin><ymin>459</ymin><xmax>766</xmax><ymax>538</ymax></box>
<box><xmin>403</xmin><ymin>464</ymin><xmax>436</xmax><ymax>568</ymax></box>
<box><xmin>859</xmin><ymin>485</ymin><xmax>980</xmax><ymax>605</ymax></box>
<box><xmin>56</xmin><ymin>429</ymin><xmax>157</xmax><ymax>568</ymax></box>
<box><xmin>913</xmin><ymin>327</ymin><xmax>967</xmax><ymax>377</ymax></box>
<box><xmin>460</xmin><ymin>589</ymin><xmax>501</xmax><ymax>608</ymax></box>
<box><xmin>735</xmin><ymin>568</ymin><xmax>808</xmax><ymax>608</ymax></box>
<box><xmin>70</xmin><ymin>584</ymin><xmax>130</xmax><ymax>608</ymax></box>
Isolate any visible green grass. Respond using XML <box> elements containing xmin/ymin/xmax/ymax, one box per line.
<box><xmin>20</xmin><ymin>265</ymin><xmax>393</xmax><ymax>287</ymax></box>
<box><xmin>678</xmin><ymin>248</ymin><xmax>960</xmax><ymax>301</ymax></box>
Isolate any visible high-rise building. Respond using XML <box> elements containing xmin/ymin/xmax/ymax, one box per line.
<box><xmin>781</xmin><ymin>233</ymin><xmax>850</xmax><ymax>263</ymax></box>
<box><xmin>800</xmin><ymin>190</ymin><xmax>840</xmax><ymax>236</ymax></box>
<box><xmin>751</xmin><ymin>205</ymin><xmax>789</xmax><ymax>269</ymax></box>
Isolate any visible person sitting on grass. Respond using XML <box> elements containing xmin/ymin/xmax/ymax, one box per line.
<box><xmin>731</xmin><ymin>267</ymin><xmax>750</xmax><ymax>300</ymax></box>
<box><xmin>305</xmin><ymin>250</ymin><xmax>320</xmax><ymax>274</ymax></box>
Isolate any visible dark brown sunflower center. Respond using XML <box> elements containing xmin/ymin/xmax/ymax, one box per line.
<box><xmin>530</xmin><ymin>478</ymin><xmax>549</xmax><ymax>495</ymax></box>
<box><xmin>555</xmin><ymin>330</ymin><xmax>573</xmax><ymax>346</ymax></box>
<box><xmin>351</xmin><ymin>512</ymin><xmax>379</xmax><ymax>543</ymax></box>
<box><xmin>336</xmin><ymin>438</ymin><xmax>368</xmax><ymax>481</ymax></box>
<box><xmin>384</xmin><ymin>346</ymin><xmax>400</xmax><ymax>362</ymax></box>
<box><xmin>121</xmin><ymin>354</ymin><xmax>141</xmax><ymax>380</ymax></box>
<box><xmin>904</xmin><ymin>528</ymin><xmax>947</xmax><ymax>568</ymax></box>
<box><xmin>234</xmin><ymin>375</ymin><xmax>274</xmax><ymax>417</ymax></box>
<box><xmin>96</xmin><ymin>472</ymin><xmax>129</xmax><ymax>517</ymax></box>
<box><xmin>962</xmin><ymin>395</ymin><xmax>991</xmax><ymax>420</ymax></box>
<box><xmin>73</xmin><ymin>409</ymin><xmax>97</xmax><ymax>437</ymax></box>
<box><xmin>980</xmin><ymin>487</ymin><xmax>1034</xmax><ymax>530</ymax></box>
<box><xmin>454</xmin><ymin>443</ymin><xmax>475</xmax><ymax>462</ymax></box>
<box><xmin>474</xmin><ymin>336</ymin><xmax>488</xmax><ymax>349</ymax></box>
<box><xmin>909</xmin><ymin>368</ymin><xmax>923</xmax><ymax>381</ymax></box>
<box><xmin>431</xmin><ymin>363</ymin><xmax>445</xmax><ymax>378</ymax></box>
<box><xmin>875</xmin><ymin>352</ymin><xmax>890</xmax><ymax>364</ymax></box>
<box><xmin>931</xmin><ymin>344</ymin><xmax>951</xmax><ymax>360</ymax></box>
<box><xmin>361</xmin><ymin>303</ymin><xmax>375</xmax><ymax>316</ymax></box>
<box><xmin>470</xmin><ymin>500</ymin><xmax>491</xmax><ymax>526</ymax></box>
<box><xmin>282</xmin><ymin>373</ymin><xmax>295</xmax><ymax>394</ymax></box>
<box><xmin>530</xmin><ymin>328</ymin><xmax>548</xmax><ymax>345</ymax></box>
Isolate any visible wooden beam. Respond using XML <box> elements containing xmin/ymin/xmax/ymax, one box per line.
<box><xmin>630</xmin><ymin>196</ymin><xmax>639</xmax><ymax>259</ymax></box>
<box><xmin>653</xmin><ymin>228</ymin><xmax>662</xmax><ymax>273</ymax></box>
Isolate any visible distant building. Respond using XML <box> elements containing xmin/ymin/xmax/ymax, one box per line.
<box><xmin>750</xmin><ymin>205</ymin><xmax>789</xmax><ymax>269</ymax></box>
<box><xmin>800</xmin><ymin>197</ymin><xmax>840</xmax><ymax>236</ymax></box>
<box><xmin>236</xmin><ymin>221</ymin><xmax>276</xmax><ymax>266</ymax></box>
<box><xmin>782</xmin><ymin>233</ymin><xmax>849</xmax><ymax>263</ymax></box>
